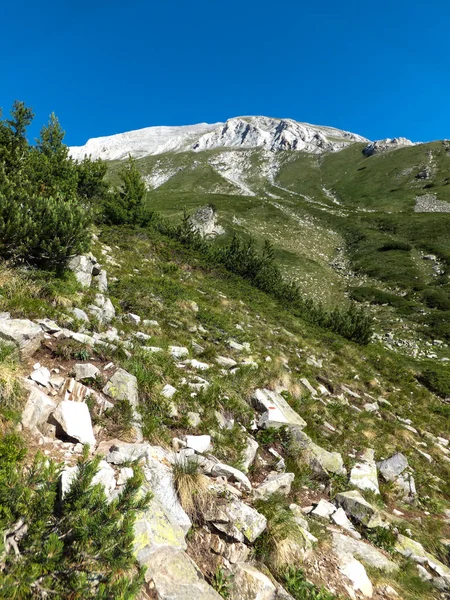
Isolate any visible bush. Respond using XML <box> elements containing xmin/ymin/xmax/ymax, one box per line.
<box><xmin>422</xmin><ymin>288</ymin><xmax>450</xmax><ymax>311</ymax></box>
<box><xmin>281</xmin><ymin>567</ymin><xmax>337</xmax><ymax>600</ymax></box>
<box><xmin>419</xmin><ymin>366</ymin><xmax>450</xmax><ymax>398</ymax></box>
<box><xmin>102</xmin><ymin>156</ymin><xmax>147</xmax><ymax>225</ymax></box>
<box><xmin>0</xmin><ymin>439</ymin><xmax>151</xmax><ymax>599</ymax></box>
<box><xmin>0</xmin><ymin>101</ymin><xmax>106</xmax><ymax>269</ymax></box>
<box><xmin>378</xmin><ymin>241</ymin><xmax>412</xmax><ymax>252</ymax></box>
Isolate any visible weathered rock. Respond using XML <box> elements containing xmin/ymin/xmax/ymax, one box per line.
<box><xmin>53</xmin><ymin>400</ymin><xmax>96</xmax><ymax>446</ymax></box>
<box><xmin>311</xmin><ymin>499</ymin><xmax>336</xmax><ymax>519</ymax></box>
<box><xmin>21</xmin><ymin>385</ymin><xmax>57</xmax><ymax>430</ymax></box>
<box><xmin>102</xmin><ymin>440</ymin><xmax>149</xmax><ymax>464</ymax></box>
<box><xmin>124</xmin><ymin>312</ymin><xmax>141</xmax><ymax>325</ymax></box>
<box><xmin>252</xmin><ymin>389</ymin><xmax>306</xmax><ymax>429</ymax></box>
<box><xmin>288</xmin><ymin>425</ymin><xmax>346</xmax><ymax>478</ymax></box>
<box><xmin>229</xmin><ymin>563</ymin><xmax>276</xmax><ymax>600</ymax></box>
<box><xmin>0</xmin><ymin>319</ymin><xmax>44</xmax><ymax>358</ymax></box>
<box><xmin>145</xmin><ymin>446</ymin><xmax>191</xmax><ymax>533</ymax></box>
<box><xmin>70</xmin><ymin>307</ymin><xmax>90</xmax><ymax>322</ymax></box>
<box><xmin>377</xmin><ymin>453</ymin><xmax>408</xmax><ymax>481</ymax></box>
<box><xmin>73</xmin><ymin>363</ymin><xmax>100</xmax><ymax>381</ymax></box>
<box><xmin>254</xmin><ymin>471</ymin><xmax>294</xmax><ymax>500</ymax></box>
<box><xmin>241</xmin><ymin>436</ymin><xmax>259</xmax><ymax>472</ymax></box>
<box><xmin>211</xmin><ymin>463</ymin><xmax>251</xmax><ymax>491</ymax></box>
<box><xmin>331</xmin><ymin>508</ymin><xmax>361</xmax><ymax>538</ymax></box>
<box><xmin>36</xmin><ymin>318</ymin><xmax>61</xmax><ymax>333</ymax></box>
<box><xmin>340</xmin><ymin>557</ymin><xmax>373</xmax><ymax>598</ymax></box>
<box><xmin>169</xmin><ymin>346</ymin><xmax>189</xmax><ymax>359</ymax></box>
<box><xmin>334</xmin><ymin>490</ymin><xmax>385</xmax><ymax>529</ymax></box>
<box><xmin>362</xmin><ymin>138</ymin><xmax>414</xmax><ymax>156</ymax></box>
<box><xmin>94</xmin><ymin>269</ymin><xmax>108</xmax><ymax>293</ymax></box>
<box><xmin>206</xmin><ymin>532</ymin><xmax>250</xmax><ymax>564</ymax></box>
<box><xmin>206</xmin><ymin>498</ymin><xmax>267</xmax><ymax>543</ymax></box>
<box><xmin>396</xmin><ymin>534</ymin><xmax>450</xmax><ymax>590</ymax></box>
<box><xmin>103</xmin><ymin>368</ymin><xmax>142</xmax><ymax>441</ymax></box>
<box><xmin>332</xmin><ymin>532</ymin><xmax>398</xmax><ymax>572</ymax></box>
<box><xmin>141</xmin><ymin>547</ymin><xmax>222</xmax><ymax>599</ymax></box>
<box><xmin>29</xmin><ymin>366</ymin><xmax>51</xmax><ymax>387</ymax></box>
<box><xmin>88</xmin><ymin>294</ymin><xmax>115</xmax><ymax>324</ymax></box>
<box><xmin>117</xmin><ymin>467</ymin><xmax>134</xmax><ymax>485</ymax></box>
<box><xmin>215</xmin><ymin>355</ymin><xmax>238</xmax><ymax>368</ymax></box>
<box><xmin>188</xmin><ymin>205</ymin><xmax>224</xmax><ymax>238</ymax></box>
<box><xmin>350</xmin><ymin>449</ymin><xmax>380</xmax><ymax>495</ymax></box>
<box><xmin>67</xmin><ymin>255</ymin><xmax>95</xmax><ymax>288</ymax></box>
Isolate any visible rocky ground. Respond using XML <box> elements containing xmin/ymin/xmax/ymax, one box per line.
<box><xmin>2</xmin><ymin>228</ymin><xmax>450</xmax><ymax>600</ymax></box>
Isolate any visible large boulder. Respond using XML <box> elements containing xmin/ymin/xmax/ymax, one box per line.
<box><xmin>332</xmin><ymin>532</ymin><xmax>398</xmax><ymax>573</ymax></box>
<box><xmin>229</xmin><ymin>563</ymin><xmax>277</xmax><ymax>600</ymax></box>
<box><xmin>0</xmin><ymin>319</ymin><xmax>44</xmax><ymax>358</ymax></box>
<box><xmin>53</xmin><ymin>400</ymin><xmax>96</xmax><ymax>446</ymax></box>
<box><xmin>334</xmin><ymin>490</ymin><xmax>385</xmax><ymax>529</ymax></box>
<box><xmin>377</xmin><ymin>453</ymin><xmax>416</xmax><ymax>502</ymax></box>
<box><xmin>21</xmin><ymin>385</ymin><xmax>57</xmax><ymax>430</ymax></box>
<box><xmin>252</xmin><ymin>389</ymin><xmax>306</xmax><ymax>429</ymax></box>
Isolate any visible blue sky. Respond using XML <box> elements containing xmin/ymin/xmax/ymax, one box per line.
<box><xmin>1</xmin><ymin>0</ymin><xmax>448</xmax><ymax>145</ymax></box>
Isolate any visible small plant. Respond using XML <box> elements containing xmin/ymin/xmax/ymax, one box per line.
<box><xmin>281</xmin><ymin>566</ymin><xmax>337</xmax><ymax>600</ymax></box>
<box><xmin>256</xmin><ymin>425</ymin><xmax>288</xmax><ymax>448</ymax></box>
<box><xmin>172</xmin><ymin>456</ymin><xmax>211</xmax><ymax>523</ymax></box>
<box><xmin>366</xmin><ymin>526</ymin><xmax>397</xmax><ymax>553</ymax></box>
<box><xmin>211</xmin><ymin>567</ymin><xmax>230</xmax><ymax>598</ymax></box>
<box><xmin>54</xmin><ymin>339</ymin><xmax>91</xmax><ymax>361</ymax></box>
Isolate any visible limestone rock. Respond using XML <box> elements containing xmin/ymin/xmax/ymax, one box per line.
<box><xmin>102</xmin><ymin>440</ymin><xmax>149</xmax><ymax>464</ymax></box>
<box><xmin>53</xmin><ymin>400</ymin><xmax>96</xmax><ymax>446</ymax></box>
<box><xmin>185</xmin><ymin>435</ymin><xmax>211</xmax><ymax>453</ymax></box>
<box><xmin>103</xmin><ymin>368</ymin><xmax>142</xmax><ymax>441</ymax></box>
<box><xmin>211</xmin><ymin>463</ymin><xmax>251</xmax><ymax>491</ymax></box>
<box><xmin>29</xmin><ymin>366</ymin><xmax>51</xmax><ymax>387</ymax></box>
<box><xmin>362</xmin><ymin>138</ymin><xmax>414</xmax><ymax>156</ymax></box>
<box><xmin>229</xmin><ymin>563</ymin><xmax>277</xmax><ymax>600</ymax></box>
<box><xmin>252</xmin><ymin>388</ymin><xmax>306</xmax><ymax>429</ymax></box>
<box><xmin>169</xmin><ymin>346</ymin><xmax>189</xmax><ymax>359</ymax></box>
<box><xmin>0</xmin><ymin>319</ymin><xmax>44</xmax><ymax>358</ymax></box>
<box><xmin>311</xmin><ymin>499</ymin><xmax>336</xmax><ymax>519</ymax></box>
<box><xmin>241</xmin><ymin>436</ymin><xmax>259</xmax><ymax>472</ymax></box>
<box><xmin>340</xmin><ymin>557</ymin><xmax>373</xmax><ymax>598</ymax></box>
<box><xmin>88</xmin><ymin>294</ymin><xmax>115</xmax><ymax>324</ymax></box>
<box><xmin>395</xmin><ymin>534</ymin><xmax>450</xmax><ymax>590</ymax></box>
<box><xmin>377</xmin><ymin>453</ymin><xmax>408</xmax><ymax>481</ymax></box>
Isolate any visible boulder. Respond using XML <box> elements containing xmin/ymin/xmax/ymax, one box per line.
<box><xmin>102</xmin><ymin>440</ymin><xmax>149</xmax><ymax>464</ymax></box>
<box><xmin>331</xmin><ymin>508</ymin><xmax>361</xmax><ymax>538</ymax></box>
<box><xmin>123</xmin><ymin>313</ymin><xmax>141</xmax><ymax>325</ymax></box>
<box><xmin>70</xmin><ymin>307</ymin><xmax>90</xmax><ymax>323</ymax></box>
<box><xmin>87</xmin><ymin>294</ymin><xmax>115</xmax><ymax>324</ymax></box>
<box><xmin>0</xmin><ymin>319</ymin><xmax>44</xmax><ymax>358</ymax></box>
<box><xmin>73</xmin><ymin>363</ymin><xmax>100</xmax><ymax>381</ymax></box>
<box><xmin>215</xmin><ymin>356</ymin><xmax>238</xmax><ymax>368</ymax></box>
<box><xmin>185</xmin><ymin>435</ymin><xmax>211</xmax><ymax>453</ymax></box>
<box><xmin>332</xmin><ymin>532</ymin><xmax>398</xmax><ymax>572</ymax></box>
<box><xmin>21</xmin><ymin>385</ymin><xmax>57</xmax><ymax>430</ymax></box>
<box><xmin>67</xmin><ymin>255</ymin><xmax>96</xmax><ymax>288</ymax></box>
<box><xmin>211</xmin><ymin>463</ymin><xmax>252</xmax><ymax>491</ymax></box>
<box><xmin>288</xmin><ymin>425</ymin><xmax>346</xmax><ymax>478</ymax></box>
<box><xmin>334</xmin><ymin>490</ymin><xmax>385</xmax><ymax>529</ymax></box>
<box><xmin>340</xmin><ymin>557</ymin><xmax>373</xmax><ymax>598</ymax></box>
<box><xmin>350</xmin><ymin>449</ymin><xmax>380</xmax><ymax>495</ymax></box>
<box><xmin>311</xmin><ymin>499</ymin><xmax>336</xmax><ymax>519</ymax></box>
<box><xmin>377</xmin><ymin>453</ymin><xmax>408</xmax><ymax>481</ymax></box>
<box><xmin>229</xmin><ymin>563</ymin><xmax>277</xmax><ymax>600</ymax></box>
<box><xmin>206</xmin><ymin>498</ymin><xmax>267</xmax><ymax>543</ymax></box>
<box><xmin>53</xmin><ymin>400</ymin><xmax>96</xmax><ymax>446</ymax></box>
<box><xmin>169</xmin><ymin>346</ymin><xmax>189</xmax><ymax>359</ymax></box>
<box><xmin>252</xmin><ymin>389</ymin><xmax>306</xmax><ymax>429</ymax></box>
<box><xmin>254</xmin><ymin>472</ymin><xmax>294</xmax><ymax>500</ymax></box>
<box><xmin>141</xmin><ymin>547</ymin><xmax>222</xmax><ymax>599</ymax></box>
<box><xmin>188</xmin><ymin>205</ymin><xmax>224</xmax><ymax>238</ymax></box>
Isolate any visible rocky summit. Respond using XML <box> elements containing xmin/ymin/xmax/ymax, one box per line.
<box><xmin>0</xmin><ymin>103</ymin><xmax>449</xmax><ymax>600</ymax></box>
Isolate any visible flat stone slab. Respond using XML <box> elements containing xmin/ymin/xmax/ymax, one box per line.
<box><xmin>22</xmin><ymin>385</ymin><xmax>57</xmax><ymax>430</ymax></box>
<box><xmin>332</xmin><ymin>532</ymin><xmax>398</xmax><ymax>573</ymax></box>
<box><xmin>53</xmin><ymin>400</ymin><xmax>96</xmax><ymax>446</ymax></box>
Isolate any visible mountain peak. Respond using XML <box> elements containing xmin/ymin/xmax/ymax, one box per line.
<box><xmin>69</xmin><ymin>116</ymin><xmax>369</xmax><ymax>161</ymax></box>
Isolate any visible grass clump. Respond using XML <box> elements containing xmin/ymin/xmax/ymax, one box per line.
<box><xmin>281</xmin><ymin>566</ymin><xmax>338</xmax><ymax>600</ymax></box>
<box><xmin>172</xmin><ymin>457</ymin><xmax>211</xmax><ymax>523</ymax></box>
<box><xmin>419</xmin><ymin>364</ymin><xmax>450</xmax><ymax>398</ymax></box>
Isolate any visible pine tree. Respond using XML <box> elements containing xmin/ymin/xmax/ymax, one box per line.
<box><xmin>103</xmin><ymin>156</ymin><xmax>146</xmax><ymax>225</ymax></box>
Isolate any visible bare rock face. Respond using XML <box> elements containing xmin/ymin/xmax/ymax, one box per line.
<box><xmin>362</xmin><ymin>137</ymin><xmax>415</xmax><ymax>156</ymax></box>
<box><xmin>188</xmin><ymin>205</ymin><xmax>224</xmax><ymax>238</ymax></box>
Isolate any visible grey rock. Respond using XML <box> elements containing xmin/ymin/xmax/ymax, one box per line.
<box><xmin>0</xmin><ymin>319</ymin><xmax>44</xmax><ymax>358</ymax></box>
<box><xmin>288</xmin><ymin>425</ymin><xmax>346</xmax><ymax>477</ymax></box>
<box><xmin>123</xmin><ymin>312</ymin><xmax>141</xmax><ymax>325</ymax></box>
<box><xmin>334</xmin><ymin>490</ymin><xmax>385</xmax><ymax>529</ymax></box>
<box><xmin>229</xmin><ymin>563</ymin><xmax>276</xmax><ymax>600</ymax></box>
<box><xmin>350</xmin><ymin>449</ymin><xmax>380</xmax><ymax>495</ymax></box>
<box><xmin>95</xmin><ymin>269</ymin><xmax>108</xmax><ymax>293</ymax></box>
<box><xmin>363</xmin><ymin>137</ymin><xmax>414</xmax><ymax>156</ymax></box>
<box><xmin>377</xmin><ymin>453</ymin><xmax>408</xmax><ymax>482</ymax></box>
<box><xmin>252</xmin><ymin>388</ymin><xmax>306</xmax><ymax>429</ymax></box>
<box><xmin>73</xmin><ymin>363</ymin><xmax>100</xmax><ymax>381</ymax></box>
<box><xmin>206</xmin><ymin>498</ymin><xmax>267</xmax><ymax>543</ymax></box>
<box><xmin>188</xmin><ymin>205</ymin><xmax>224</xmax><ymax>239</ymax></box>
<box><xmin>103</xmin><ymin>368</ymin><xmax>142</xmax><ymax>442</ymax></box>
<box><xmin>211</xmin><ymin>463</ymin><xmax>251</xmax><ymax>491</ymax></box>
<box><xmin>37</xmin><ymin>318</ymin><xmax>61</xmax><ymax>333</ymax></box>
<box><xmin>22</xmin><ymin>385</ymin><xmax>57</xmax><ymax>430</ymax></box>
<box><xmin>70</xmin><ymin>307</ymin><xmax>90</xmax><ymax>323</ymax></box>
<box><xmin>67</xmin><ymin>255</ymin><xmax>95</xmax><ymax>288</ymax></box>
<box><xmin>332</xmin><ymin>532</ymin><xmax>398</xmax><ymax>572</ymax></box>
<box><xmin>102</xmin><ymin>440</ymin><xmax>149</xmax><ymax>464</ymax></box>
<box><xmin>88</xmin><ymin>294</ymin><xmax>115</xmax><ymax>324</ymax></box>
<box><xmin>254</xmin><ymin>471</ymin><xmax>294</xmax><ymax>500</ymax></box>
<box><xmin>241</xmin><ymin>436</ymin><xmax>259</xmax><ymax>473</ymax></box>
<box><xmin>311</xmin><ymin>498</ymin><xmax>336</xmax><ymax>519</ymax></box>
<box><xmin>29</xmin><ymin>366</ymin><xmax>51</xmax><ymax>387</ymax></box>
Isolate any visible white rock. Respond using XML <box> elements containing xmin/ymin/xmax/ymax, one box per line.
<box><xmin>73</xmin><ymin>363</ymin><xmax>100</xmax><ymax>381</ymax></box>
<box><xmin>53</xmin><ymin>400</ymin><xmax>96</xmax><ymax>446</ymax></box>
<box><xmin>22</xmin><ymin>386</ymin><xmax>57</xmax><ymax>430</ymax></box>
<box><xmin>211</xmin><ymin>463</ymin><xmax>251</xmax><ymax>491</ymax></box>
<box><xmin>340</xmin><ymin>557</ymin><xmax>373</xmax><ymax>597</ymax></box>
<box><xmin>124</xmin><ymin>313</ymin><xmax>141</xmax><ymax>325</ymax></box>
<box><xmin>161</xmin><ymin>384</ymin><xmax>177</xmax><ymax>399</ymax></box>
<box><xmin>312</xmin><ymin>499</ymin><xmax>336</xmax><ymax>519</ymax></box>
<box><xmin>117</xmin><ymin>467</ymin><xmax>134</xmax><ymax>485</ymax></box>
<box><xmin>0</xmin><ymin>319</ymin><xmax>44</xmax><ymax>358</ymax></box>
<box><xmin>169</xmin><ymin>346</ymin><xmax>189</xmax><ymax>359</ymax></box>
<box><xmin>29</xmin><ymin>367</ymin><xmax>51</xmax><ymax>387</ymax></box>
<box><xmin>185</xmin><ymin>435</ymin><xmax>211</xmax><ymax>453</ymax></box>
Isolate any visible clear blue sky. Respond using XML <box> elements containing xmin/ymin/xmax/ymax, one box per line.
<box><xmin>1</xmin><ymin>0</ymin><xmax>448</xmax><ymax>145</ymax></box>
